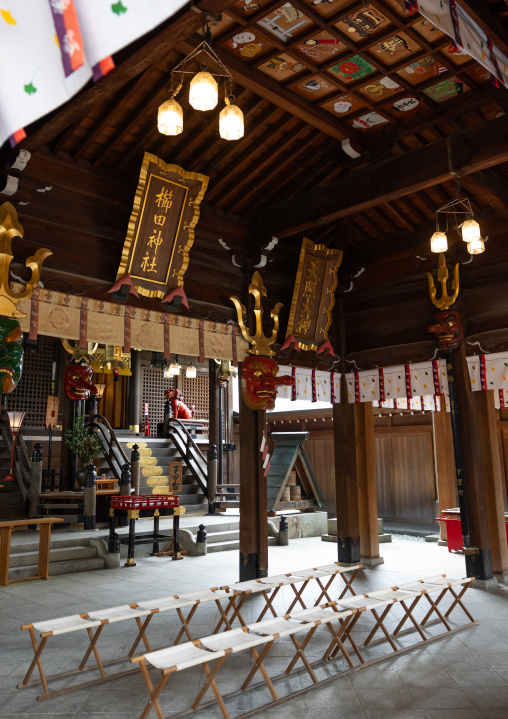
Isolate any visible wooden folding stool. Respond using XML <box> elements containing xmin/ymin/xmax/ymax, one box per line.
<box><xmin>19</xmin><ymin>604</ymin><xmax>153</xmax><ymax>700</ymax></box>
<box><xmin>283</xmin><ymin>605</ymin><xmax>362</xmax><ymax>672</ymax></box>
<box><xmin>132</xmin><ymin>641</ymin><xmax>228</xmax><ymax>719</ymax></box>
<box><xmin>360</xmin><ymin>587</ymin><xmax>424</xmax><ymax>647</ymax></box>
<box><xmin>392</xmin><ymin>576</ymin><xmax>475</xmax><ymax>637</ymax></box>
<box><xmin>139</xmin><ymin>587</ymin><xmax>239</xmax><ymax>646</ymax></box>
<box><xmin>331</xmin><ymin>593</ymin><xmax>400</xmax><ymax>656</ymax></box>
<box><xmin>216</xmin><ymin>579</ymin><xmax>278</xmax><ymax>633</ymax></box>
<box><xmin>304</xmin><ymin>563</ymin><xmax>363</xmax><ymax>605</ymax></box>
<box><xmin>242</xmin><ymin>615</ymin><xmax>319</xmax><ymax>689</ymax></box>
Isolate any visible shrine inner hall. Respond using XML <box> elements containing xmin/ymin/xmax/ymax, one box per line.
<box><xmin>2</xmin><ymin>1</ymin><xmax>508</xmax><ymax>718</ymax></box>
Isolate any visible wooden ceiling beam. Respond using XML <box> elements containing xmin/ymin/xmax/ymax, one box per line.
<box><xmin>231</xmin><ymin>133</ymin><xmax>332</xmax><ymax>215</ymax></box>
<box><xmin>207</xmin><ymin>117</ymin><xmax>302</xmax><ymax>204</ymax></box>
<box><xmin>216</xmin><ymin>123</ymin><xmax>313</xmax><ymax>210</ymax></box>
<box><xmin>198</xmin><ymin>105</ymin><xmax>281</xmax><ymax>176</ymax></box>
<box><xmin>249</xmin><ymin>114</ymin><xmax>508</xmax><ymax>237</ymax></box>
<box><xmin>460</xmin><ymin>168</ymin><xmax>508</xmax><ymax>219</ymax></box>
<box><xmin>19</xmin><ymin>0</ymin><xmax>240</xmax><ymax>152</ymax></box>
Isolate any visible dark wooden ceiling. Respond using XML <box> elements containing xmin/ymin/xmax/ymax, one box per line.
<box><xmin>2</xmin><ymin>0</ymin><xmax>508</xmax><ymax>360</ymax></box>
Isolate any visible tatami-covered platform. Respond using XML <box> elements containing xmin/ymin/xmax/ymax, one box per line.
<box><xmin>1</xmin><ymin>536</ymin><xmax>507</xmax><ymax>719</ymax></box>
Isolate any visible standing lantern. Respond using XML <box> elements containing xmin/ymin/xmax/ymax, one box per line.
<box><xmin>4</xmin><ymin>410</ymin><xmax>25</xmax><ymax>482</ymax></box>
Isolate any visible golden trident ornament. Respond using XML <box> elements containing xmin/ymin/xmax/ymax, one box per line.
<box><xmin>427</xmin><ymin>252</ymin><xmax>459</xmax><ymax>310</ymax></box>
<box><xmin>230</xmin><ymin>271</ymin><xmax>282</xmax><ymax>356</ymax></box>
<box><xmin>0</xmin><ymin>202</ymin><xmax>52</xmax><ymax>318</ymax></box>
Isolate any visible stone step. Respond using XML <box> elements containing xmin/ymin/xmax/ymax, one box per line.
<box><xmin>205</xmin><ymin>529</ymin><xmax>240</xmax><ymax>544</ymax></box>
<box><xmin>9</xmin><ymin>545</ymin><xmax>98</xmax><ymax>568</ymax></box>
<box><xmin>9</xmin><ymin>535</ymin><xmax>95</xmax><ymax>555</ymax></box>
<box><xmin>207</xmin><ymin>536</ymin><xmax>277</xmax><ymax>553</ymax></box>
<box><xmin>8</xmin><ymin>555</ymin><xmax>105</xmax><ymax>581</ymax></box>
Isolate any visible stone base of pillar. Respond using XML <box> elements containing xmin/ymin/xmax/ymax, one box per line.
<box><xmin>361</xmin><ymin>556</ymin><xmax>384</xmax><ymax>567</ymax></box>
<box><xmin>473</xmin><ymin>577</ymin><xmax>499</xmax><ymax>590</ymax></box>
<box><xmin>493</xmin><ymin>571</ymin><xmax>508</xmax><ymax>584</ymax></box>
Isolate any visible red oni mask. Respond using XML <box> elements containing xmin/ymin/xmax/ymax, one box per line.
<box><xmin>428</xmin><ymin>310</ymin><xmax>463</xmax><ymax>351</ymax></box>
<box><xmin>164</xmin><ymin>388</ymin><xmax>193</xmax><ymax>420</ymax></box>
<box><xmin>64</xmin><ymin>363</ymin><xmax>98</xmax><ymax>401</ymax></box>
<box><xmin>241</xmin><ymin>356</ymin><xmax>294</xmax><ymax>411</ymax></box>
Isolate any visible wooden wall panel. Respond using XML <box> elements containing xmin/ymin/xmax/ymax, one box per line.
<box><xmin>304</xmin><ymin>437</ymin><xmax>335</xmax><ymax>515</ymax></box>
<box><xmin>376</xmin><ymin>431</ymin><xmax>436</xmax><ymax>525</ymax></box>
<box><xmin>375</xmin><ymin>436</ymin><xmax>392</xmax><ymax>519</ymax></box>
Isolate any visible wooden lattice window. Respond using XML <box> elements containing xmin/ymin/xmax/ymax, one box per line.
<box><xmin>7</xmin><ymin>336</ymin><xmax>57</xmax><ymax>427</ymax></box>
<box><xmin>141</xmin><ymin>367</ymin><xmax>209</xmax><ymax>436</ymax></box>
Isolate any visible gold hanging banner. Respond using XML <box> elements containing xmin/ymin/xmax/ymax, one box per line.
<box><xmin>116</xmin><ymin>152</ymin><xmax>208</xmax><ymax>301</ymax></box>
<box><xmin>285</xmin><ymin>238</ymin><xmax>343</xmax><ymax>352</ymax></box>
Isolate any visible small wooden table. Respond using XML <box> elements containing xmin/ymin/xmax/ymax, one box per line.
<box><xmin>0</xmin><ymin>518</ymin><xmax>64</xmax><ymax>586</ymax></box>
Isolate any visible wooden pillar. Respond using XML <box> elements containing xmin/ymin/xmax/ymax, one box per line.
<box><xmin>334</xmin><ymin>389</ymin><xmax>361</xmax><ymax>563</ymax></box>
<box><xmin>57</xmin><ymin>342</ymin><xmax>73</xmax><ymax>491</ymax></box>
<box><xmin>432</xmin><ymin>407</ymin><xmax>457</xmax><ymax>542</ymax></box>
<box><xmin>238</xmin><ymin>363</ymin><xmax>267</xmax><ymax>580</ymax></box>
<box><xmin>474</xmin><ymin>390</ymin><xmax>508</xmax><ymax>578</ymax></box>
<box><xmin>356</xmin><ymin>402</ymin><xmax>380</xmax><ymax>561</ymax></box>
<box><xmin>454</xmin><ymin>343</ymin><xmax>493</xmax><ymax>580</ymax></box>
<box><xmin>128</xmin><ymin>349</ymin><xmax>141</xmax><ymax>433</ymax></box>
<box><xmin>208</xmin><ymin>359</ymin><xmax>219</xmax><ymax>450</ymax></box>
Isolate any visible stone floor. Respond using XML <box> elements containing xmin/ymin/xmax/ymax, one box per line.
<box><xmin>1</xmin><ymin>533</ymin><xmax>508</xmax><ymax>719</ymax></box>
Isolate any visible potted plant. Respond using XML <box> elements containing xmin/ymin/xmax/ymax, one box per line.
<box><xmin>65</xmin><ymin>415</ymin><xmax>104</xmax><ymax>487</ymax></box>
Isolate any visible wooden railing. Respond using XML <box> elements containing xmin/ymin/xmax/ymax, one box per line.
<box><xmin>87</xmin><ymin>414</ymin><xmax>130</xmax><ymax>479</ymax></box>
<box><xmin>167</xmin><ymin>418</ymin><xmax>208</xmax><ymax>496</ymax></box>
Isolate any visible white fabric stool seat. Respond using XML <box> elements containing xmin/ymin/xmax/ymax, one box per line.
<box><xmin>200</xmin><ymin>627</ymin><xmax>274</xmax><ymax>653</ymax></box>
<box><xmin>145</xmin><ymin>642</ymin><xmax>224</xmax><ymax>671</ymax></box>
<box><xmin>314</xmin><ymin>563</ymin><xmax>362</xmax><ymax>574</ymax></box>
<box><xmin>337</xmin><ymin>595</ymin><xmax>394</xmax><ymax>611</ymax></box>
<box><xmin>177</xmin><ymin>588</ymin><xmax>233</xmax><ymax>602</ymax></box>
<box><xmin>289</xmin><ymin>607</ymin><xmax>353</xmax><ymax>624</ymax></box>
<box><xmin>33</xmin><ymin>614</ymin><xmax>101</xmax><ymax>636</ymax></box>
<box><xmin>248</xmin><ymin>616</ymin><xmax>315</xmax><ymax>638</ymax></box>
<box><xmin>137</xmin><ymin>596</ymin><xmax>196</xmax><ymax>612</ymax></box>
<box><xmin>224</xmin><ymin>579</ymin><xmax>277</xmax><ymax>593</ymax></box>
<box><xmin>366</xmin><ymin>588</ymin><xmax>420</xmax><ymax>601</ymax></box>
<box><xmin>259</xmin><ymin>574</ymin><xmax>301</xmax><ymax>586</ymax></box>
<box><xmin>87</xmin><ymin>605</ymin><xmax>150</xmax><ymax>623</ymax></box>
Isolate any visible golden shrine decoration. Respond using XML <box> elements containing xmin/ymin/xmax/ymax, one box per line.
<box><xmin>285</xmin><ymin>238</ymin><xmax>343</xmax><ymax>351</ymax></box>
<box><xmin>116</xmin><ymin>153</ymin><xmax>208</xmax><ymax>302</ymax></box>
<box><xmin>427</xmin><ymin>252</ymin><xmax>459</xmax><ymax>310</ymax></box>
<box><xmin>0</xmin><ymin>202</ymin><xmax>52</xmax><ymax>318</ymax></box>
<box><xmin>230</xmin><ymin>271</ymin><xmax>282</xmax><ymax>357</ymax></box>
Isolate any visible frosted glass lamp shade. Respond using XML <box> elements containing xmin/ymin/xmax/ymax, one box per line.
<box><xmin>467</xmin><ymin>238</ymin><xmax>485</xmax><ymax>255</ymax></box>
<box><xmin>158</xmin><ymin>97</ymin><xmax>183</xmax><ymax>135</ymax></box>
<box><xmin>185</xmin><ymin>364</ymin><xmax>197</xmax><ymax>378</ymax></box>
<box><xmin>430</xmin><ymin>231</ymin><xmax>448</xmax><ymax>253</ymax></box>
<box><xmin>219</xmin><ymin>102</ymin><xmax>244</xmax><ymax>140</ymax></box>
<box><xmin>168</xmin><ymin>361</ymin><xmax>181</xmax><ymax>376</ymax></box>
<box><xmin>461</xmin><ymin>219</ymin><xmax>481</xmax><ymax>243</ymax></box>
<box><xmin>189</xmin><ymin>71</ymin><xmax>218</xmax><ymax>111</ymax></box>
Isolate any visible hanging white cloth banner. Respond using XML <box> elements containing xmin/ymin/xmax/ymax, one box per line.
<box><xmin>0</xmin><ymin>0</ymin><xmax>188</xmax><ymax>148</ymax></box>
<box><xmin>416</xmin><ymin>0</ymin><xmax>508</xmax><ymax>87</ymax></box>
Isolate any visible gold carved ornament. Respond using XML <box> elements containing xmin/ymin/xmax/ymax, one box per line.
<box><xmin>427</xmin><ymin>252</ymin><xmax>459</xmax><ymax>310</ymax></box>
<box><xmin>230</xmin><ymin>271</ymin><xmax>282</xmax><ymax>356</ymax></box>
<box><xmin>0</xmin><ymin>202</ymin><xmax>52</xmax><ymax>318</ymax></box>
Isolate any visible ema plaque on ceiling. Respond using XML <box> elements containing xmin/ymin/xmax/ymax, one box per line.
<box><xmin>115</xmin><ymin>152</ymin><xmax>208</xmax><ymax>308</ymax></box>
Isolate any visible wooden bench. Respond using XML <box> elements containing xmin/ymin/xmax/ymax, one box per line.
<box><xmin>0</xmin><ymin>517</ymin><xmax>64</xmax><ymax>587</ymax></box>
